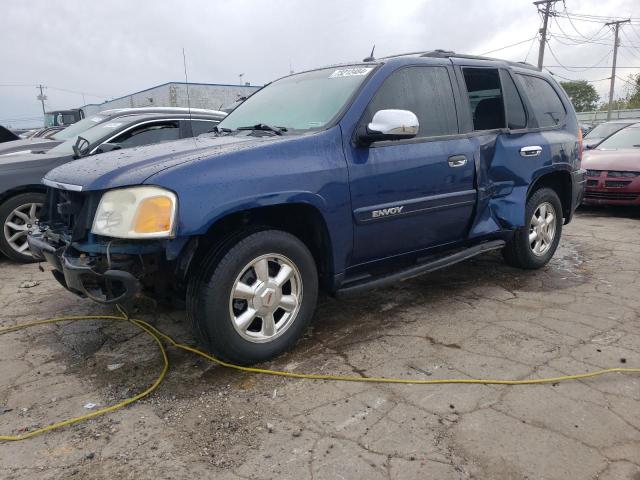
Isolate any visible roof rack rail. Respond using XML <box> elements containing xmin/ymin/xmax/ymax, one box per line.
<box><xmin>379</xmin><ymin>49</ymin><xmax>539</xmax><ymax>71</ymax></box>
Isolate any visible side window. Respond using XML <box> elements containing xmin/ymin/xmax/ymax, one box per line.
<box><xmin>190</xmin><ymin>120</ymin><xmax>218</xmax><ymax>136</ymax></box>
<box><xmin>362</xmin><ymin>66</ymin><xmax>458</xmax><ymax>138</ymax></box>
<box><xmin>517</xmin><ymin>75</ymin><xmax>566</xmax><ymax>128</ymax></box>
<box><xmin>114</xmin><ymin>121</ymin><xmax>180</xmax><ymax>149</ymax></box>
<box><xmin>462</xmin><ymin>68</ymin><xmax>505</xmax><ymax>131</ymax></box>
<box><xmin>500</xmin><ymin>71</ymin><xmax>527</xmax><ymax>129</ymax></box>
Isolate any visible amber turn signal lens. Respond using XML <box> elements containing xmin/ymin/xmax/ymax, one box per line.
<box><xmin>133</xmin><ymin>196</ymin><xmax>173</xmax><ymax>234</ymax></box>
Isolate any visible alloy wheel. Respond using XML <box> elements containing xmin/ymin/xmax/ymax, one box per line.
<box><xmin>529</xmin><ymin>201</ymin><xmax>556</xmax><ymax>256</ymax></box>
<box><xmin>229</xmin><ymin>253</ymin><xmax>303</xmax><ymax>343</ymax></box>
<box><xmin>3</xmin><ymin>202</ymin><xmax>42</xmax><ymax>257</ymax></box>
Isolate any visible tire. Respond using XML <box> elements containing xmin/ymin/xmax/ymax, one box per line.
<box><xmin>0</xmin><ymin>192</ymin><xmax>46</xmax><ymax>263</ymax></box>
<box><xmin>187</xmin><ymin>229</ymin><xmax>319</xmax><ymax>365</ymax></box>
<box><xmin>503</xmin><ymin>188</ymin><xmax>563</xmax><ymax>269</ymax></box>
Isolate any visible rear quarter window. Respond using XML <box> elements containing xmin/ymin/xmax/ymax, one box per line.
<box><xmin>517</xmin><ymin>74</ymin><xmax>566</xmax><ymax>128</ymax></box>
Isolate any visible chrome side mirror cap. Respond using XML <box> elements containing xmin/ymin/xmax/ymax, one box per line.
<box><xmin>360</xmin><ymin>109</ymin><xmax>419</xmax><ymax>144</ymax></box>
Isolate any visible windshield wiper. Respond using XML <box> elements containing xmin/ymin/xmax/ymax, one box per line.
<box><xmin>236</xmin><ymin>124</ymin><xmax>287</xmax><ymax>135</ymax></box>
<box><xmin>212</xmin><ymin>126</ymin><xmax>234</xmax><ymax>134</ymax></box>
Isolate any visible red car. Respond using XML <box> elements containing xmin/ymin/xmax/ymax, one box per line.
<box><xmin>582</xmin><ymin>122</ymin><xmax>640</xmax><ymax>206</ymax></box>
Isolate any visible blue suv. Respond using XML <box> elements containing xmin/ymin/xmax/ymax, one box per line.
<box><xmin>30</xmin><ymin>50</ymin><xmax>586</xmax><ymax>364</ymax></box>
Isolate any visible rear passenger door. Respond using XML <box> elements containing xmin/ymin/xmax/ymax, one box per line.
<box><xmin>345</xmin><ymin>65</ymin><xmax>477</xmax><ymax>265</ymax></box>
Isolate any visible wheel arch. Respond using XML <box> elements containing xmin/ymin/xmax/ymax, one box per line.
<box><xmin>0</xmin><ymin>185</ymin><xmax>47</xmax><ymax>206</ymax></box>
<box><xmin>184</xmin><ymin>201</ymin><xmax>336</xmax><ymax>290</ymax></box>
<box><xmin>527</xmin><ymin>169</ymin><xmax>572</xmax><ymax>222</ymax></box>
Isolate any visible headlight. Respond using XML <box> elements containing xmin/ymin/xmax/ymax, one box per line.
<box><xmin>91</xmin><ymin>186</ymin><xmax>177</xmax><ymax>239</ymax></box>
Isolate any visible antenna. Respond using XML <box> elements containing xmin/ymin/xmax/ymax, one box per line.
<box><xmin>182</xmin><ymin>48</ymin><xmax>192</xmax><ymax>124</ymax></box>
<box><xmin>363</xmin><ymin>44</ymin><xmax>376</xmax><ymax>62</ymax></box>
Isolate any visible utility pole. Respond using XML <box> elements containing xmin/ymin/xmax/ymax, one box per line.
<box><xmin>533</xmin><ymin>0</ymin><xmax>560</xmax><ymax>69</ymax></box>
<box><xmin>606</xmin><ymin>19</ymin><xmax>631</xmax><ymax>121</ymax></box>
<box><xmin>36</xmin><ymin>84</ymin><xmax>47</xmax><ymax>115</ymax></box>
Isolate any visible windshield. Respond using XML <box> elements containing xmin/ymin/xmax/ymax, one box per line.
<box><xmin>585</xmin><ymin>122</ymin><xmax>631</xmax><ymax>139</ymax></box>
<box><xmin>52</xmin><ymin>115</ymin><xmax>109</xmax><ymax>141</ymax></box>
<box><xmin>218</xmin><ymin>65</ymin><xmax>376</xmax><ymax>132</ymax></box>
<box><xmin>597</xmin><ymin>125</ymin><xmax>640</xmax><ymax>149</ymax></box>
<box><xmin>48</xmin><ymin>119</ymin><xmax>128</xmax><ymax>155</ymax></box>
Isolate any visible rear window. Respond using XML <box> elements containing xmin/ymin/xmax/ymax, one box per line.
<box><xmin>517</xmin><ymin>75</ymin><xmax>566</xmax><ymax>128</ymax></box>
<box><xmin>585</xmin><ymin>122</ymin><xmax>631</xmax><ymax>139</ymax></box>
<box><xmin>597</xmin><ymin>125</ymin><xmax>640</xmax><ymax>149</ymax></box>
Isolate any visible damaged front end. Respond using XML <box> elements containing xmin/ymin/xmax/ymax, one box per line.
<box><xmin>28</xmin><ymin>187</ymin><xmax>189</xmax><ymax>304</ymax></box>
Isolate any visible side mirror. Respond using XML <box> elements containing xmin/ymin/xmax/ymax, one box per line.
<box><xmin>359</xmin><ymin>109</ymin><xmax>419</xmax><ymax>145</ymax></box>
<box><xmin>71</xmin><ymin>136</ymin><xmax>90</xmax><ymax>159</ymax></box>
<box><xmin>95</xmin><ymin>142</ymin><xmax>122</xmax><ymax>154</ymax></box>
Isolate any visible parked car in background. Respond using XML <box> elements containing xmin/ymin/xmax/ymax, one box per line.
<box><xmin>0</xmin><ymin>126</ymin><xmax>19</xmax><ymax>143</ymax></box>
<box><xmin>0</xmin><ymin>107</ymin><xmax>221</xmax><ymax>157</ymax></box>
<box><xmin>44</xmin><ymin>108</ymin><xmax>84</xmax><ymax>127</ymax></box>
<box><xmin>31</xmin><ymin>50</ymin><xmax>585</xmax><ymax>365</ymax></box>
<box><xmin>582</xmin><ymin>122</ymin><xmax>640</xmax><ymax>206</ymax></box>
<box><xmin>583</xmin><ymin>119</ymin><xmax>639</xmax><ymax>149</ymax></box>
<box><xmin>28</xmin><ymin>126</ymin><xmax>65</xmax><ymax>139</ymax></box>
<box><xmin>0</xmin><ymin>108</ymin><xmax>225</xmax><ymax>262</ymax></box>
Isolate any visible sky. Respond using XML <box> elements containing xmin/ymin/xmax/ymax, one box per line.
<box><xmin>1</xmin><ymin>0</ymin><xmax>639</xmax><ymax>127</ymax></box>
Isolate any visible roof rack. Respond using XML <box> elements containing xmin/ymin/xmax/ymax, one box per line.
<box><xmin>379</xmin><ymin>49</ymin><xmax>539</xmax><ymax>71</ymax></box>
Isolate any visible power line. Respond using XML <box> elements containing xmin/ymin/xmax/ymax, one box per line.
<box><xmin>544</xmin><ymin>65</ymin><xmax>640</xmax><ymax>69</ymax></box>
<box><xmin>548</xmin><ymin>70</ymin><xmax>610</xmax><ymax>82</ymax></box>
<box><xmin>479</xmin><ymin>37</ymin><xmax>538</xmax><ymax>56</ymax></box>
<box><xmin>557</xmin><ymin>7</ymin><xmax>611</xmax><ymax>42</ymax></box>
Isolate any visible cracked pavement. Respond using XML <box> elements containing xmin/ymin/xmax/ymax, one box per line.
<box><xmin>1</xmin><ymin>207</ymin><xmax>639</xmax><ymax>479</ymax></box>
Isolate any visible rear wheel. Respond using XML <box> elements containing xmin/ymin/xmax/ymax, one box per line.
<box><xmin>187</xmin><ymin>229</ymin><xmax>318</xmax><ymax>365</ymax></box>
<box><xmin>503</xmin><ymin>188</ymin><xmax>563</xmax><ymax>269</ymax></box>
<box><xmin>0</xmin><ymin>192</ymin><xmax>45</xmax><ymax>263</ymax></box>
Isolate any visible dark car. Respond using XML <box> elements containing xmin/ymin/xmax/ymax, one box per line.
<box><xmin>32</xmin><ymin>50</ymin><xmax>585</xmax><ymax>364</ymax></box>
<box><xmin>0</xmin><ymin>107</ymin><xmax>224</xmax><ymax>157</ymax></box>
<box><xmin>582</xmin><ymin>122</ymin><xmax>640</xmax><ymax>206</ymax></box>
<box><xmin>583</xmin><ymin>119</ymin><xmax>639</xmax><ymax>149</ymax></box>
<box><xmin>0</xmin><ymin>126</ymin><xmax>19</xmax><ymax>144</ymax></box>
<box><xmin>0</xmin><ymin>108</ymin><xmax>225</xmax><ymax>262</ymax></box>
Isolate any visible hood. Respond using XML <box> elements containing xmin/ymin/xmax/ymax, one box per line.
<box><xmin>582</xmin><ymin>148</ymin><xmax>640</xmax><ymax>171</ymax></box>
<box><xmin>0</xmin><ymin>150</ymin><xmax>69</xmax><ymax>169</ymax></box>
<box><xmin>0</xmin><ymin>138</ymin><xmax>61</xmax><ymax>156</ymax></box>
<box><xmin>44</xmin><ymin>133</ymin><xmax>291</xmax><ymax>191</ymax></box>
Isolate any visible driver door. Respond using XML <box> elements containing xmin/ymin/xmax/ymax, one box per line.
<box><xmin>344</xmin><ymin>65</ymin><xmax>477</xmax><ymax>265</ymax></box>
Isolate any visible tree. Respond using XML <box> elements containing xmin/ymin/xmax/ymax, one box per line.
<box><xmin>625</xmin><ymin>74</ymin><xmax>640</xmax><ymax>109</ymax></box>
<box><xmin>560</xmin><ymin>80</ymin><xmax>600</xmax><ymax>112</ymax></box>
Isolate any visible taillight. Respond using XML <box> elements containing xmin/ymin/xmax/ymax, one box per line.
<box><xmin>577</xmin><ymin>128</ymin><xmax>583</xmax><ymax>163</ymax></box>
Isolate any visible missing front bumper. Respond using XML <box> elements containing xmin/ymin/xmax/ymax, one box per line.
<box><xmin>28</xmin><ymin>234</ymin><xmax>141</xmax><ymax>304</ymax></box>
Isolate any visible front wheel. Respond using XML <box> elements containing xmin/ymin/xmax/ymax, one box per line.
<box><xmin>503</xmin><ymin>188</ymin><xmax>563</xmax><ymax>269</ymax></box>
<box><xmin>0</xmin><ymin>192</ymin><xmax>45</xmax><ymax>263</ymax></box>
<box><xmin>187</xmin><ymin>229</ymin><xmax>319</xmax><ymax>365</ymax></box>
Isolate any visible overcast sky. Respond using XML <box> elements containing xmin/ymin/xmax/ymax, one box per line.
<box><xmin>2</xmin><ymin>0</ymin><xmax>639</xmax><ymax>127</ymax></box>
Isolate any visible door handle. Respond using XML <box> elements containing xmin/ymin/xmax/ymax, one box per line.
<box><xmin>448</xmin><ymin>155</ymin><xmax>468</xmax><ymax>167</ymax></box>
<box><xmin>520</xmin><ymin>146</ymin><xmax>542</xmax><ymax>157</ymax></box>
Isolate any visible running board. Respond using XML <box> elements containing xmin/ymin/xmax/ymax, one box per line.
<box><xmin>336</xmin><ymin>240</ymin><xmax>506</xmax><ymax>297</ymax></box>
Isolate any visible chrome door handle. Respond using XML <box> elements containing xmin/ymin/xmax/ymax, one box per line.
<box><xmin>448</xmin><ymin>155</ymin><xmax>468</xmax><ymax>167</ymax></box>
<box><xmin>520</xmin><ymin>146</ymin><xmax>542</xmax><ymax>157</ymax></box>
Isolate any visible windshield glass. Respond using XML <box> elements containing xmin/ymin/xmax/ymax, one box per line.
<box><xmin>597</xmin><ymin>125</ymin><xmax>640</xmax><ymax>149</ymax></box>
<box><xmin>52</xmin><ymin>115</ymin><xmax>109</xmax><ymax>141</ymax></box>
<box><xmin>48</xmin><ymin>119</ymin><xmax>129</xmax><ymax>155</ymax></box>
<box><xmin>585</xmin><ymin>122</ymin><xmax>631</xmax><ymax>139</ymax></box>
<box><xmin>218</xmin><ymin>65</ymin><xmax>376</xmax><ymax>132</ymax></box>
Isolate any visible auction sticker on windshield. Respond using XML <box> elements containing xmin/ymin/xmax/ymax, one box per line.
<box><xmin>102</xmin><ymin>123</ymin><xmax>123</xmax><ymax>129</ymax></box>
<box><xmin>329</xmin><ymin>67</ymin><xmax>374</xmax><ymax>78</ymax></box>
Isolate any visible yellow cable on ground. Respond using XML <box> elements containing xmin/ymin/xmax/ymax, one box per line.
<box><xmin>1</xmin><ymin>307</ymin><xmax>639</xmax><ymax>442</ymax></box>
